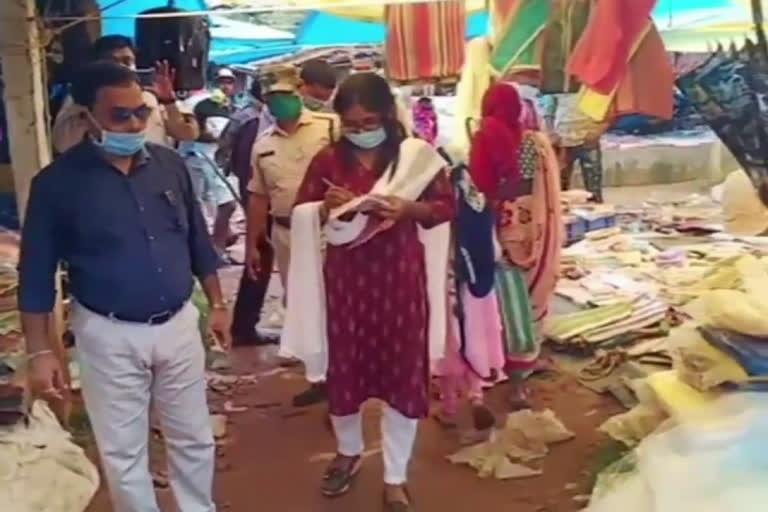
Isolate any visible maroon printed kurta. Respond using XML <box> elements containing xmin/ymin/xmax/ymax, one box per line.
<box><xmin>294</xmin><ymin>145</ymin><xmax>455</xmax><ymax>418</ymax></box>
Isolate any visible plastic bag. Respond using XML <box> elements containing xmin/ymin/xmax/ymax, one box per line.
<box><xmin>587</xmin><ymin>393</ymin><xmax>768</xmax><ymax>512</ymax></box>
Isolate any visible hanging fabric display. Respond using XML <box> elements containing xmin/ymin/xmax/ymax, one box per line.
<box><xmin>566</xmin><ymin>0</ymin><xmax>657</xmax><ymax>95</ymax></box>
<box><xmin>385</xmin><ymin>0</ymin><xmax>467</xmax><ymax>83</ymax></box>
<box><xmin>677</xmin><ymin>41</ymin><xmax>768</xmax><ymax>200</ymax></box>
<box><xmin>539</xmin><ymin>0</ymin><xmax>592</xmax><ymax>94</ymax></box>
<box><xmin>611</xmin><ymin>25</ymin><xmax>674</xmax><ymax>121</ymax></box>
<box><xmin>489</xmin><ymin>0</ymin><xmax>550</xmax><ymax>78</ymax></box>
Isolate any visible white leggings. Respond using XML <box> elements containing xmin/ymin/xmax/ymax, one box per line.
<box><xmin>331</xmin><ymin>405</ymin><xmax>419</xmax><ymax>485</ymax></box>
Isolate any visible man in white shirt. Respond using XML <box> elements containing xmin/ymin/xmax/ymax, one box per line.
<box><xmin>52</xmin><ymin>36</ymin><xmax>198</xmax><ymax>154</ymax></box>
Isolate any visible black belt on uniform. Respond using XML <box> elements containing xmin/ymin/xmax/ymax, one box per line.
<box><xmin>80</xmin><ymin>301</ymin><xmax>186</xmax><ymax>325</ymax></box>
<box><xmin>273</xmin><ymin>216</ymin><xmax>291</xmax><ymax>229</ymax></box>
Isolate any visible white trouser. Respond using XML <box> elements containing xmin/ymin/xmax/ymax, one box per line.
<box><xmin>331</xmin><ymin>406</ymin><xmax>419</xmax><ymax>485</ymax></box>
<box><xmin>71</xmin><ymin>301</ymin><xmax>216</xmax><ymax>512</ymax></box>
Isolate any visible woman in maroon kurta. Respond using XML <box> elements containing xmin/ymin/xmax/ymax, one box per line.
<box><xmin>294</xmin><ymin>73</ymin><xmax>454</xmax><ymax>511</ymax></box>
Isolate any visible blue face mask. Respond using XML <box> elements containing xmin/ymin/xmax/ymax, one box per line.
<box><xmin>345</xmin><ymin>127</ymin><xmax>387</xmax><ymax>149</ymax></box>
<box><xmin>93</xmin><ymin>129</ymin><xmax>147</xmax><ymax>157</ymax></box>
<box><xmin>88</xmin><ymin>112</ymin><xmax>147</xmax><ymax>156</ymax></box>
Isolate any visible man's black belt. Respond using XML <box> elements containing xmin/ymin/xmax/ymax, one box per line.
<box><xmin>80</xmin><ymin>301</ymin><xmax>185</xmax><ymax>325</ymax></box>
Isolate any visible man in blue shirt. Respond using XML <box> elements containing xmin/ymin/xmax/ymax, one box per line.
<box><xmin>19</xmin><ymin>61</ymin><xmax>228</xmax><ymax>512</ymax></box>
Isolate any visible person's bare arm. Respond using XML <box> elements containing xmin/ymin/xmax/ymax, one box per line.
<box><xmin>19</xmin><ymin>173</ymin><xmax>67</xmax><ymax>398</ymax></box>
<box><xmin>247</xmin><ymin>194</ymin><xmax>269</xmax><ymax>248</ymax></box>
<box><xmin>164</xmin><ymin>104</ymin><xmax>199</xmax><ymax>142</ymax></box>
<box><xmin>22</xmin><ymin>314</ymin><xmax>51</xmax><ymax>353</ymax></box>
<box><xmin>199</xmin><ymin>273</ymin><xmax>225</xmax><ymax>308</ymax></box>
<box><xmin>246</xmin><ymin>194</ymin><xmax>269</xmax><ymax>279</ymax></box>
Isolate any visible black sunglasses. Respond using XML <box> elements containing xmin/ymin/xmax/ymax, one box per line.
<box><xmin>110</xmin><ymin>105</ymin><xmax>153</xmax><ymax>124</ymax></box>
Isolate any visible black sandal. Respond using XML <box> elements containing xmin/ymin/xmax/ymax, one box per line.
<box><xmin>383</xmin><ymin>486</ymin><xmax>414</xmax><ymax>512</ymax></box>
<box><xmin>321</xmin><ymin>454</ymin><xmax>362</xmax><ymax>497</ymax></box>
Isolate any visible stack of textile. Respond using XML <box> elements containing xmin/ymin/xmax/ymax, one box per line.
<box><xmin>0</xmin><ymin>230</ymin><xmax>18</xmax><ymax>316</ymax></box>
<box><xmin>0</xmin><ymin>230</ymin><xmax>22</xmax><ymax>426</ymax></box>
<box><xmin>545</xmin><ymin>295</ymin><xmax>670</xmax><ymax>351</ymax></box>
<box><xmin>670</xmin><ymin>255</ymin><xmax>768</xmax><ymax>388</ymax></box>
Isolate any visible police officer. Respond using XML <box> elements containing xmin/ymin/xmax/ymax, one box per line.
<box><xmin>246</xmin><ymin>65</ymin><xmax>339</xmax><ymax>407</ymax></box>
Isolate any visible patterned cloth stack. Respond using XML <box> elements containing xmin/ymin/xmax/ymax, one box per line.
<box><xmin>545</xmin><ymin>295</ymin><xmax>669</xmax><ymax>348</ymax></box>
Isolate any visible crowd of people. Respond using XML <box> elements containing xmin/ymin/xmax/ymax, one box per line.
<box><xmin>15</xmin><ymin>34</ymin><xmax>592</xmax><ymax>512</ymax></box>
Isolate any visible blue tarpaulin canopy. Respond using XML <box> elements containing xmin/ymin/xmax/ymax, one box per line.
<box><xmin>96</xmin><ymin>0</ymin><xmax>766</xmax><ymax>63</ymax></box>
<box><xmin>96</xmin><ymin>1</ymin><xmax>488</xmax><ymax>65</ymax></box>
<box><xmin>297</xmin><ymin>10</ymin><xmax>488</xmax><ymax>46</ymax></box>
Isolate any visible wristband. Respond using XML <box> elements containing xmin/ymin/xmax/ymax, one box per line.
<box><xmin>158</xmin><ymin>97</ymin><xmax>177</xmax><ymax>106</ymax></box>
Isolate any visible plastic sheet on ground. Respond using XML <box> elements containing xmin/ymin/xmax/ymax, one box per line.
<box><xmin>0</xmin><ymin>400</ymin><xmax>99</xmax><ymax>512</ymax></box>
<box><xmin>447</xmin><ymin>409</ymin><xmax>573</xmax><ymax>479</ymax></box>
<box><xmin>599</xmin><ymin>378</ymin><xmax>667</xmax><ymax>447</ymax></box>
<box><xmin>587</xmin><ymin>393</ymin><xmax>768</xmax><ymax>512</ymax></box>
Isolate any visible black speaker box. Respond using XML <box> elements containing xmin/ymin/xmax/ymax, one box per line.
<box><xmin>135</xmin><ymin>7</ymin><xmax>210</xmax><ymax>91</ymax></box>
<box><xmin>41</xmin><ymin>0</ymin><xmax>102</xmax><ymax>84</ymax></box>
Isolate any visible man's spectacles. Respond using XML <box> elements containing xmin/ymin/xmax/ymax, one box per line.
<box><xmin>110</xmin><ymin>105</ymin><xmax>153</xmax><ymax>124</ymax></box>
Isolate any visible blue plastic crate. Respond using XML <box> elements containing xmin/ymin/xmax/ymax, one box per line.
<box><xmin>585</xmin><ymin>214</ymin><xmax>616</xmax><ymax>233</ymax></box>
<box><xmin>565</xmin><ymin>216</ymin><xmax>587</xmax><ymax>244</ymax></box>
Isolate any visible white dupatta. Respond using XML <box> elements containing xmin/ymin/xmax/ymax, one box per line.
<box><xmin>279</xmin><ymin>138</ymin><xmax>450</xmax><ymax>382</ymax></box>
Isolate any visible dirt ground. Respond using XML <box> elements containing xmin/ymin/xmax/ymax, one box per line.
<box><xmin>83</xmin><ymin>181</ymin><xmax>682</xmax><ymax>512</ymax></box>
<box><xmin>85</xmin><ymin>345</ymin><xmax>621</xmax><ymax>512</ymax></box>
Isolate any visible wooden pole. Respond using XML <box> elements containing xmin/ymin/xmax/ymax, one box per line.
<box><xmin>0</xmin><ymin>0</ymin><xmax>70</xmax><ymax>423</ymax></box>
<box><xmin>752</xmin><ymin>0</ymin><xmax>768</xmax><ymax>56</ymax></box>
<box><xmin>0</xmin><ymin>0</ymin><xmax>51</xmax><ymax>220</ymax></box>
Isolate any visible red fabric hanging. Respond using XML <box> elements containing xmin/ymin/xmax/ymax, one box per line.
<box><xmin>566</xmin><ymin>0</ymin><xmax>657</xmax><ymax>95</ymax></box>
<box><xmin>385</xmin><ymin>1</ymin><xmax>467</xmax><ymax>83</ymax></box>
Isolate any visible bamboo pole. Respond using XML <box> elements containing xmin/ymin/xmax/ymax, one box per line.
<box><xmin>0</xmin><ymin>0</ymin><xmax>70</xmax><ymax>424</ymax></box>
<box><xmin>752</xmin><ymin>0</ymin><xmax>768</xmax><ymax>56</ymax></box>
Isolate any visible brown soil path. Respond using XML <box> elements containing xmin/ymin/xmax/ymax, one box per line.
<box><xmin>86</xmin><ymin>345</ymin><xmax>620</xmax><ymax>512</ymax></box>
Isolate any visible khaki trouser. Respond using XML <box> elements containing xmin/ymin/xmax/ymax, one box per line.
<box><xmin>272</xmin><ymin>224</ymin><xmax>291</xmax><ymax>288</ymax></box>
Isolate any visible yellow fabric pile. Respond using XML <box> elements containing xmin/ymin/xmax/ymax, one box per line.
<box><xmin>703</xmin><ymin>255</ymin><xmax>768</xmax><ymax>336</ymax></box>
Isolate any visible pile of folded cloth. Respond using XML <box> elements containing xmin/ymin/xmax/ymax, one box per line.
<box><xmin>0</xmin><ymin>230</ymin><xmax>24</xmax><ymax>427</ymax></box>
<box><xmin>545</xmin><ymin>295</ymin><xmax>671</xmax><ymax>351</ymax></box>
<box><xmin>671</xmin><ymin>255</ymin><xmax>768</xmax><ymax>391</ymax></box>
<box><xmin>0</xmin><ymin>230</ymin><xmax>20</xmax><ymax>331</ymax></box>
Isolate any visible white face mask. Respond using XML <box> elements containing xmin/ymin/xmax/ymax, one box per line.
<box><xmin>516</xmin><ymin>84</ymin><xmax>540</xmax><ymax>101</ymax></box>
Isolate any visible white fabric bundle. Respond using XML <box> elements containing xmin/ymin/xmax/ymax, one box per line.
<box><xmin>280</xmin><ymin>138</ymin><xmax>450</xmax><ymax>382</ymax></box>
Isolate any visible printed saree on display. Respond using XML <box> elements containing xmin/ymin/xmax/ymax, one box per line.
<box><xmin>677</xmin><ymin>42</ymin><xmax>768</xmax><ymax>199</ymax></box>
<box><xmin>385</xmin><ymin>1</ymin><xmax>467</xmax><ymax>82</ymax></box>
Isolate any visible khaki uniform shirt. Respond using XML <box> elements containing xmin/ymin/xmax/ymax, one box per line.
<box><xmin>248</xmin><ymin>109</ymin><xmax>340</xmax><ymax>218</ymax></box>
